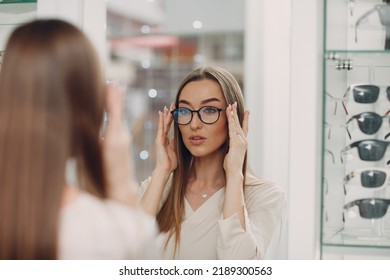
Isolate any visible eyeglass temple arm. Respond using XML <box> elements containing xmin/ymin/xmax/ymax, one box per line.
<box><xmin>340</xmin><ymin>144</ymin><xmax>353</xmax><ymax>164</ymax></box>
<box><xmin>355</xmin><ymin>6</ymin><xmax>381</xmax><ymax>43</ymax></box>
<box><xmin>345</xmin><ymin>116</ymin><xmax>357</xmax><ymax>140</ymax></box>
<box><xmin>341</xmin><ymin>86</ymin><xmax>353</xmax><ymax>115</ymax></box>
<box><xmin>343</xmin><ymin>200</ymin><xmax>358</xmax><ymax>211</ymax></box>
<box><xmin>343</xmin><ymin>171</ymin><xmax>356</xmax><ymax>195</ymax></box>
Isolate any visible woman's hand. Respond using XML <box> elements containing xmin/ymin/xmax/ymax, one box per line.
<box><xmin>140</xmin><ymin>105</ymin><xmax>177</xmax><ymax>216</ymax></box>
<box><xmin>154</xmin><ymin>105</ymin><xmax>177</xmax><ymax>175</ymax></box>
<box><xmin>222</xmin><ymin>102</ymin><xmax>249</xmax><ymax>229</ymax></box>
<box><xmin>223</xmin><ymin>102</ymin><xmax>249</xmax><ymax>175</ymax></box>
<box><xmin>102</xmin><ymin>83</ymin><xmax>137</xmax><ymax>205</ymax></box>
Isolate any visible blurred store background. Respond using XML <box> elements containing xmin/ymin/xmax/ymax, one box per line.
<box><xmin>105</xmin><ymin>0</ymin><xmax>245</xmax><ymax>182</ymax></box>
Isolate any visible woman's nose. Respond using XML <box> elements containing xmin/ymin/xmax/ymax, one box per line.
<box><xmin>190</xmin><ymin>112</ymin><xmax>202</xmax><ymax>129</ymax></box>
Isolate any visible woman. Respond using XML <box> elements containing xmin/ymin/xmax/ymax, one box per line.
<box><xmin>0</xmin><ymin>19</ymin><xmax>157</xmax><ymax>259</ymax></box>
<box><xmin>139</xmin><ymin>66</ymin><xmax>286</xmax><ymax>259</ymax></box>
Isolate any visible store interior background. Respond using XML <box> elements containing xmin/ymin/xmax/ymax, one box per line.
<box><xmin>3</xmin><ymin>0</ymin><xmax>389</xmax><ymax>259</ymax></box>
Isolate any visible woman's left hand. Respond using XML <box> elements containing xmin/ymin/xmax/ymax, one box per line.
<box><xmin>223</xmin><ymin>102</ymin><xmax>249</xmax><ymax>175</ymax></box>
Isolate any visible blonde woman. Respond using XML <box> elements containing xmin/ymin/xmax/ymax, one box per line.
<box><xmin>139</xmin><ymin>66</ymin><xmax>285</xmax><ymax>259</ymax></box>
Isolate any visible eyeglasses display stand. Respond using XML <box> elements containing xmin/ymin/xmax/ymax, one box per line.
<box><xmin>322</xmin><ymin>0</ymin><xmax>390</xmax><ymax>257</ymax></box>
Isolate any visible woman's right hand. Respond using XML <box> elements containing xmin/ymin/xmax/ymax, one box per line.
<box><xmin>154</xmin><ymin>105</ymin><xmax>177</xmax><ymax>175</ymax></box>
<box><xmin>140</xmin><ymin>105</ymin><xmax>177</xmax><ymax>216</ymax></box>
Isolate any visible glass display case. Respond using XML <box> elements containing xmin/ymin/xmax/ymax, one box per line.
<box><xmin>0</xmin><ymin>0</ymin><xmax>37</xmax><ymax>54</ymax></box>
<box><xmin>321</xmin><ymin>0</ymin><xmax>390</xmax><ymax>257</ymax></box>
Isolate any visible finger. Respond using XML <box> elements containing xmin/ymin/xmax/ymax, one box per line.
<box><xmin>105</xmin><ymin>84</ymin><xmax>124</xmax><ymax>123</ymax></box>
<box><xmin>156</xmin><ymin>111</ymin><xmax>164</xmax><ymax>144</ymax></box>
<box><xmin>242</xmin><ymin>110</ymin><xmax>250</xmax><ymax>136</ymax></box>
<box><xmin>226</xmin><ymin>104</ymin><xmax>237</xmax><ymax>140</ymax></box>
<box><xmin>163</xmin><ymin>106</ymin><xmax>173</xmax><ymax>136</ymax></box>
<box><xmin>232</xmin><ymin>102</ymin><xmax>244</xmax><ymax>135</ymax></box>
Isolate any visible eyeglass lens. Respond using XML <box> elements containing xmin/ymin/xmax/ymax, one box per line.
<box><xmin>351</xmin><ymin>85</ymin><xmax>390</xmax><ymax>103</ymax></box>
<box><xmin>360</xmin><ymin>170</ymin><xmax>387</xmax><ymax>188</ymax></box>
<box><xmin>352</xmin><ymin>85</ymin><xmax>380</xmax><ymax>103</ymax></box>
<box><xmin>346</xmin><ymin>199</ymin><xmax>390</xmax><ymax>219</ymax></box>
<box><xmin>356</xmin><ymin>140</ymin><xmax>390</xmax><ymax>161</ymax></box>
<box><xmin>350</xmin><ymin>112</ymin><xmax>384</xmax><ymax>135</ymax></box>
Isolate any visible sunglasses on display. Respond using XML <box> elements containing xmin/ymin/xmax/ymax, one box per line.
<box><xmin>354</xmin><ymin>4</ymin><xmax>390</xmax><ymax>46</ymax></box>
<box><xmin>345</xmin><ymin>111</ymin><xmax>390</xmax><ymax>139</ymax></box>
<box><xmin>343</xmin><ymin>167</ymin><xmax>390</xmax><ymax>194</ymax></box>
<box><xmin>341</xmin><ymin>84</ymin><xmax>390</xmax><ymax>115</ymax></box>
<box><xmin>344</xmin><ymin>198</ymin><xmax>390</xmax><ymax>219</ymax></box>
<box><xmin>340</xmin><ymin>139</ymin><xmax>390</xmax><ymax>163</ymax></box>
<box><xmin>171</xmin><ymin>106</ymin><xmax>226</xmax><ymax>125</ymax></box>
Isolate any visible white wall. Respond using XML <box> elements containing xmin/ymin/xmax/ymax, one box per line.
<box><xmin>37</xmin><ymin>0</ymin><xmax>107</xmax><ymax>66</ymax></box>
<box><xmin>244</xmin><ymin>0</ymin><xmax>292</xmax><ymax>259</ymax></box>
<box><xmin>245</xmin><ymin>0</ymin><xmax>324</xmax><ymax>259</ymax></box>
<box><xmin>288</xmin><ymin>0</ymin><xmax>323</xmax><ymax>259</ymax></box>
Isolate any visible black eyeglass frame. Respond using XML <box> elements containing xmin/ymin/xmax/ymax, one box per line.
<box><xmin>340</xmin><ymin>139</ymin><xmax>390</xmax><ymax>163</ymax></box>
<box><xmin>170</xmin><ymin>106</ymin><xmax>226</xmax><ymax>125</ymax></box>
<box><xmin>345</xmin><ymin>111</ymin><xmax>390</xmax><ymax>139</ymax></box>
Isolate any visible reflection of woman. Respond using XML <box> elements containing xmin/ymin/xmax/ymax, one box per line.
<box><xmin>0</xmin><ymin>19</ymin><xmax>157</xmax><ymax>259</ymax></box>
<box><xmin>139</xmin><ymin>66</ymin><xmax>285</xmax><ymax>259</ymax></box>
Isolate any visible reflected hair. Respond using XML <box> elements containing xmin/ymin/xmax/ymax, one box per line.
<box><xmin>156</xmin><ymin>66</ymin><xmax>247</xmax><ymax>257</ymax></box>
<box><xmin>0</xmin><ymin>19</ymin><xmax>106</xmax><ymax>259</ymax></box>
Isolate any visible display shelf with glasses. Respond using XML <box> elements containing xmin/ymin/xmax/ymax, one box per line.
<box><xmin>321</xmin><ymin>0</ymin><xmax>390</xmax><ymax>256</ymax></box>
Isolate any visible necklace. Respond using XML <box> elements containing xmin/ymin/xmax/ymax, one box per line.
<box><xmin>187</xmin><ymin>186</ymin><xmax>223</xmax><ymax>199</ymax></box>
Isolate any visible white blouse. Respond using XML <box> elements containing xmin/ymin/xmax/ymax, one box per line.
<box><xmin>138</xmin><ymin>170</ymin><xmax>286</xmax><ymax>260</ymax></box>
<box><xmin>58</xmin><ymin>192</ymin><xmax>159</xmax><ymax>259</ymax></box>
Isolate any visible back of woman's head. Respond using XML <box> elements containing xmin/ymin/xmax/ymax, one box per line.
<box><xmin>0</xmin><ymin>19</ymin><xmax>106</xmax><ymax>259</ymax></box>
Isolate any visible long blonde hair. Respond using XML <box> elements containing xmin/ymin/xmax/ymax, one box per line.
<box><xmin>156</xmin><ymin>66</ymin><xmax>247</xmax><ymax>256</ymax></box>
<box><xmin>0</xmin><ymin>19</ymin><xmax>106</xmax><ymax>259</ymax></box>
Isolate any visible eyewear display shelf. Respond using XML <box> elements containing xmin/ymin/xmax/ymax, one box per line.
<box><xmin>321</xmin><ymin>0</ymin><xmax>390</xmax><ymax>258</ymax></box>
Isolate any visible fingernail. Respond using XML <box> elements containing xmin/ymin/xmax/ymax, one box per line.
<box><xmin>164</xmin><ymin>106</ymin><xmax>168</xmax><ymax>111</ymax></box>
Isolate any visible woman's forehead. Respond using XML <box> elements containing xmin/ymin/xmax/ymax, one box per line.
<box><xmin>179</xmin><ymin>79</ymin><xmax>225</xmax><ymax>104</ymax></box>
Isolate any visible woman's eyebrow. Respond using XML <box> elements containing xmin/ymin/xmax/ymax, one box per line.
<box><xmin>178</xmin><ymin>97</ymin><xmax>223</xmax><ymax>105</ymax></box>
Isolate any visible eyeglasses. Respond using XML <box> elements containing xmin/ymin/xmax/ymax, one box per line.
<box><xmin>341</xmin><ymin>85</ymin><xmax>390</xmax><ymax>115</ymax></box>
<box><xmin>355</xmin><ymin>4</ymin><xmax>390</xmax><ymax>44</ymax></box>
<box><xmin>340</xmin><ymin>139</ymin><xmax>390</xmax><ymax>162</ymax></box>
<box><xmin>343</xmin><ymin>168</ymin><xmax>390</xmax><ymax>194</ymax></box>
<box><xmin>170</xmin><ymin>106</ymin><xmax>226</xmax><ymax>125</ymax></box>
<box><xmin>346</xmin><ymin>111</ymin><xmax>390</xmax><ymax>139</ymax></box>
<box><xmin>344</xmin><ymin>198</ymin><xmax>390</xmax><ymax>219</ymax></box>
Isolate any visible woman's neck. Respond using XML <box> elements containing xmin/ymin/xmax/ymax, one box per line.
<box><xmin>190</xmin><ymin>152</ymin><xmax>225</xmax><ymax>185</ymax></box>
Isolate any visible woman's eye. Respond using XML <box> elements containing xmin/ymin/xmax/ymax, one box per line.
<box><xmin>178</xmin><ymin>108</ymin><xmax>191</xmax><ymax>115</ymax></box>
<box><xmin>202</xmin><ymin>107</ymin><xmax>217</xmax><ymax>114</ymax></box>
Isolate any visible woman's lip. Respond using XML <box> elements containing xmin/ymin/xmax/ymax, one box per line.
<box><xmin>189</xmin><ymin>136</ymin><xmax>206</xmax><ymax>145</ymax></box>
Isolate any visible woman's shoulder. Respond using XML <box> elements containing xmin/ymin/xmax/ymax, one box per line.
<box><xmin>63</xmin><ymin>191</ymin><xmax>155</xmax><ymax>229</ymax></box>
<box><xmin>59</xmin><ymin>191</ymin><xmax>158</xmax><ymax>259</ymax></box>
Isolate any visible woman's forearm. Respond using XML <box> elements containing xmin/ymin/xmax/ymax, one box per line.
<box><xmin>140</xmin><ymin>168</ymin><xmax>171</xmax><ymax>216</ymax></box>
<box><xmin>223</xmin><ymin>172</ymin><xmax>245</xmax><ymax>229</ymax></box>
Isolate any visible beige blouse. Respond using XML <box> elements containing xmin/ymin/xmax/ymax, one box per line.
<box><xmin>58</xmin><ymin>192</ymin><xmax>159</xmax><ymax>259</ymax></box>
<box><xmin>138</xmin><ymin>169</ymin><xmax>286</xmax><ymax>260</ymax></box>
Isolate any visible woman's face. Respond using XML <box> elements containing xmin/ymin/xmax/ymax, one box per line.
<box><xmin>178</xmin><ymin>79</ymin><xmax>228</xmax><ymax>158</ymax></box>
